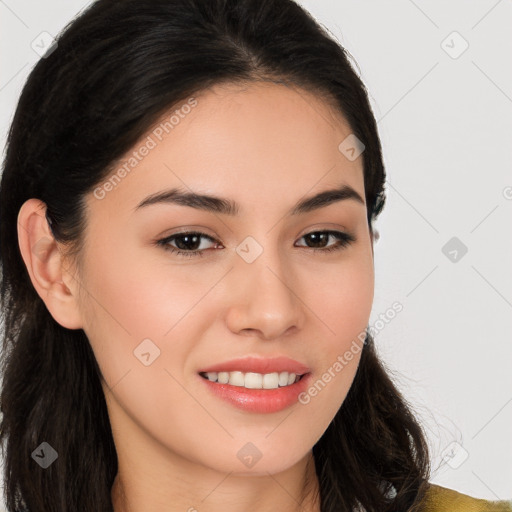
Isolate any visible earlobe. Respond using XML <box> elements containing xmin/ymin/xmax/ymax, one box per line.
<box><xmin>17</xmin><ymin>198</ymin><xmax>84</xmax><ymax>330</ymax></box>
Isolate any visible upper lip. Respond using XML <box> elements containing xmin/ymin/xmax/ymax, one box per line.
<box><xmin>198</xmin><ymin>356</ymin><xmax>310</xmax><ymax>375</ymax></box>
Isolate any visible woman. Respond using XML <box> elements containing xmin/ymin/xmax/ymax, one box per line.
<box><xmin>0</xmin><ymin>0</ymin><xmax>510</xmax><ymax>511</ymax></box>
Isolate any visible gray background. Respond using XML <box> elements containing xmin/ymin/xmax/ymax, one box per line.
<box><xmin>1</xmin><ymin>0</ymin><xmax>511</xmax><ymax>507</ymax></box>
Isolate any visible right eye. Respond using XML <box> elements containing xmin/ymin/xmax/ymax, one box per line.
<box><xmin>156</xmin><ymin>231</ymin><xmax>222</xmax><ymax>258</ymax></box>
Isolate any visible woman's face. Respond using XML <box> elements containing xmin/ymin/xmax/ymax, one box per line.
<box><xmin>73</xmin><ymin>81</ymin><xmax>374</xmax><ymax>476</ymax></box>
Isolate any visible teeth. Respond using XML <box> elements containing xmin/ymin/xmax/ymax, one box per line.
<box><xmin>229</xmin><ymin>371</ymin><xmax>245</xmax><ymax>387</ymax></box>
<box><xmin>262</xmin><ymin>372</ymin><xmax>279</xmax><ymax>389</ymax></box>
<box><xmin>278</xmin><ymin>372</ymin><xmax>289</xmax><ymax>387</ymax></box>
<box><xmin>245</xmin><ymin>372</ymin><xmax>263</xmax><ymax>389</ymax></box>
<box><xmin>217</xmin><ymin>372</ymin><xmax>229</xmax><ymax>384</ymax></box>
<box><xmin>202</xmin><ymin>370</ymin><xmax>301</xmax><ymax>389</ymax></box>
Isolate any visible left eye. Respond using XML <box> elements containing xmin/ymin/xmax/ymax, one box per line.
<box><xmin>156</xmin><ymin>230</ymin><xmax>355</xmax><ymax>258</ymax></box>
<box><xmin>156</xmin><ymin>232</ymin><xmax>220</xmax><ymax>257</ymax></box>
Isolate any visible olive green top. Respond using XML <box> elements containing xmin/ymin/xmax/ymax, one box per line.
<box><xmin>422</xmin><ymin>484</ymin><xmax>512</xmax><ymax>511</ymax></box>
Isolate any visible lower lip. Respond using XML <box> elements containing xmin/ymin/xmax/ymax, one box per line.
<box><xmin>199</xmin><ymin>373</ymin><xmax>312</xmax><ymax>413</ymax></box>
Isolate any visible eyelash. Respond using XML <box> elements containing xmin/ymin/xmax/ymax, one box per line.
<box><xmin>155</xmin><ymin>230</ymin><xmax>356</xmax><ymax>258</ymax></box>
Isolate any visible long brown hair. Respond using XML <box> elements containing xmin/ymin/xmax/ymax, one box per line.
<box><xmin>0</xmin><ymin>0</ymin><xmax>430</xmax><ymax>510</ymax></box>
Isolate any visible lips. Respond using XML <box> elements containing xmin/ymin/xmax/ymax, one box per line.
<box><xmin>197</xmin><ymin>356</ymin><xmax>310</xmax><ymax>375</ymax></box>
<box><xmin>199</xmin><ymin>371</ymin><xmax>312</xmax><ymax>413</ymax></box>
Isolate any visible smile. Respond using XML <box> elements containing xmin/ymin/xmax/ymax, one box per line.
<box><xmin>199</xmin><ymin>370</ymin><xmax>304</xmax><ymax>389</ymax></box>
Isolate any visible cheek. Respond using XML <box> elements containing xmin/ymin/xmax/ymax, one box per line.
<box><xmin>306</xmin><ymin>249</ymin><xmax>374</xmax><ymax>345</ymax></box>
<box><xmin>297</xmin><ymin>252</ymin><xmax>373</xmax><ymax>415</ymax></box>
<box><xmin>78</xmin><ymin>243</ymin><xmax>221</xmax><ymax>388</ymax></box>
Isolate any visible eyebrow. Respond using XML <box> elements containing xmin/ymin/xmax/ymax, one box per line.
<box><xmin>133</xmin><ymin>183</ymin><xmax>365</xmax><ymax>216</ymax></box>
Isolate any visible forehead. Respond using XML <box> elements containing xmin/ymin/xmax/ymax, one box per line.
<box><xmin>87</xmin><ymin>81</ymin><xmax>365</xmax><ymax>218</ymax></box>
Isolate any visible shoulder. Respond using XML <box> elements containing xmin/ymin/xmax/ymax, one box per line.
<box><xmin>420</xmin><ymin>483</ymin><xmax>512</xmax><ymax>512</ymax></box>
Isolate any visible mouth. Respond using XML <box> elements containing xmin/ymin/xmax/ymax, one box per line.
<box><xmin>196</xmin><ymin>356</ymin><xmax>312</xmax><ymax>413</ymax></box>
<box><xmin>198</xmin><ymin>370</ymin><xmax>308</xmax><ymax>390</ymax></box>
<box><xmin>198</xmin><ymin>370</ymin><xmax>312</xmax><ymax>413</ymax></box>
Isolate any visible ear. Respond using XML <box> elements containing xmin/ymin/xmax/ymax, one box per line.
<box><xmin>370</xmin><ymin>226</ymin><xmax>379</xmax><ymax>256</ymax></box>
<box><xmin>17</xmin><ymin>198</ymin><xmax>84</xmax><ymax>330</ymax></box>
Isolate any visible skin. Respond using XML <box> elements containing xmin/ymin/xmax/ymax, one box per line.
<box><xmin>18</xmin><ymin>81</ymin><xmax>375</xmax><ymax>512</ymax></box>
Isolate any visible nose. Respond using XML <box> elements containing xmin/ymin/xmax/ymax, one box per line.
<box><xmin>225</xmin><ymin>250</ymin><xmax>305</xmax><ymax>340</ymax></box>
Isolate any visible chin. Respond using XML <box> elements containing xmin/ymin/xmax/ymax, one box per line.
<box><xmin>211</xmin><ymin>443</ymin><xmax>308</xmax><ymax>476</ymax></box>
